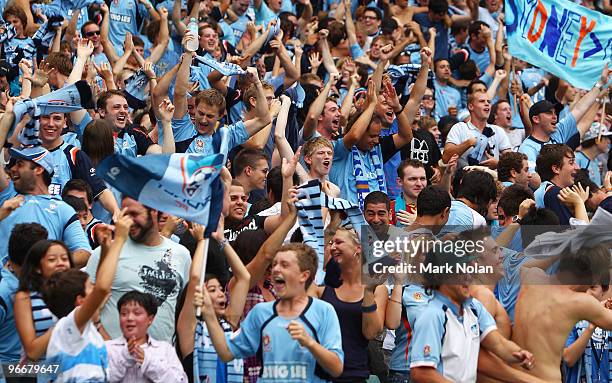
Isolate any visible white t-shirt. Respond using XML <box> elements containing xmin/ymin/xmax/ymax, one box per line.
<box><xmin>446</xmin><ymin>121</ymin><xmax>512</xmax><ymax>167</ymax></box>
<box><xmin>46</xmin><ymin>309</ymin><xmax>108</xmax><ymax>382</ymax></box>
<box><xmin>85</xmin><ymin>237</ymin><xmax>191</xmax><ymax>342</ymax></box>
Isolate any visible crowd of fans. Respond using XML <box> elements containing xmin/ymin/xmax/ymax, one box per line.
<box><xmin>0</xmin><ymin>0</ymin><xmax>611</xmax><ymax>381</ymax></box>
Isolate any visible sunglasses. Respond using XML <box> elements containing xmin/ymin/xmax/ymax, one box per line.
<box><xmin>84</xmin><ymin>30</ymin><xmax>101</xmax><ymax>37</ymax></box>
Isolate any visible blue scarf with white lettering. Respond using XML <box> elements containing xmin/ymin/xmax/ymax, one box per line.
<box><xmin>351</xmin><ymin>145</ymin><xmax>386</xmax><ymax>210</ymax></box>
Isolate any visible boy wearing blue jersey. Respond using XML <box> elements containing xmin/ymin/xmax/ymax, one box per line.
<box><xmin>200</xmin><ymin>243</ymin><xmax>344</xmax><ymax>382</ymax></box>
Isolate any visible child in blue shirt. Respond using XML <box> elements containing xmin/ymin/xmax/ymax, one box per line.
<box><xmin>41</xmin><ymin>211</ymin><xmax>132</xmax><ymax>382</ymax></box>
<box><xmin>199</xmin><ymin>243</ymin><xmax>344</xmax><ymax>382</ymax></box>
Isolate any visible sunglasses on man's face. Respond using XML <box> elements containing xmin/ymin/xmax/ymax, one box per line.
<box><xmin>84</xmin><ymin>30</ymin><xmax>101</xmax><ymax>37</ymax></box>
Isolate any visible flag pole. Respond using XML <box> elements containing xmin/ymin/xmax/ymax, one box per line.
<box><xmin>511</xmin><ymin>60</ymin><xmax>518</xmax><ymax>116</ymax></box>
<box><xmin>599</xmin><ymin>96</ymin><xmax>607</xmax><ymax>142</ymax></box>
<box><xmin>196</xmin><ymin>238</ymin><xmax>209</xmax><ymax>317</ymax></box>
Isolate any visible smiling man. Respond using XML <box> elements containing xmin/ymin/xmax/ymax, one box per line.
<box><xmin>519</xmin><ymin>65</ymin><xmax>611</xmax><ymax>172</ymax></box>
<box><xmin>35</xmin><ymin>112</ymin><xmax>119</xmax><ymax>216</ymax></box>
<box><xmin>443</xmin><ymin>92</ymin><xmax>511</xmax><ymax>169</ymax></box>
<box><xmin>199</xmin><ymin>243</ymin><xmax>344</xmax><ymax>382</ymax></box>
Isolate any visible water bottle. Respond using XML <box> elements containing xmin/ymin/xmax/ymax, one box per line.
<box><xmin>186</xmin><ymin>18</ymin><xmax>199</xmax><ymax>52</ymax></box>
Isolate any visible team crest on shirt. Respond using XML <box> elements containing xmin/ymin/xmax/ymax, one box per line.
<box><xmin>196</xmin><ymin>138</ymin><xmax>204</xmax><ymax>150</ymax></box>
<box><xmin>413</xmin><ymin>292</ymin><xmax>423</xmax><ymax>301</ymax></box>
<box><xmin>423</xmin><ymin>345</ymin><xmax>431</xmax><ymax>356</ymax></box>
<box><xmin>471</xmin><ymin>324</ymin><xmax>479</xmax><ymax>336</ymax></box>
<box><xmin>263</xmin><ymin>334</ymin><xmax>271</xmax><ymax>352</ymax></box>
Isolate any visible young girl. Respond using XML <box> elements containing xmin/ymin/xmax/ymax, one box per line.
<box><xmin>14</xmin><ymin>240</ymin><xmax>73</xmax><ymax>367</ymax></box>
<box><xmin>177</xmin><ymin>222</ymin><xmax>250</xmax><ymax>383</ymax></box>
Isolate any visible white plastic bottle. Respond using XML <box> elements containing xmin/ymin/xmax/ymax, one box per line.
<box><xmin>186</xmin><ymin>18</ymin><xmax>199</xmax><ymax>51</ymax></box>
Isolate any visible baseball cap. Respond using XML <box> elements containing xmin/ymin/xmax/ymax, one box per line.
<box><xmin>582</xmin><ymin>122</ymin><xmax>612</xmax><ymax>143</ymax></box>
<box><xmin>9</xmin><ymin>146</ymin><xmax>55</xmax><ymax>175</ymax></box>
<box><xmin>528</xmin><ymin>100</ymin><xmax>556</xmax><ymax>121</ymax></box>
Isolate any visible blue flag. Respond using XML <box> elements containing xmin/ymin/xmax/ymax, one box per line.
<box><xmin>505</xmin><ymin>0</ymin><xmax>612</xmax><ymax>90</ymax></box>
<box><xmin>97</xmin><ymin>152</ymin><xmax>224</xmax><ymax>236</ymax></box>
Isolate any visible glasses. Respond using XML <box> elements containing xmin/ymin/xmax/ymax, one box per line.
<box><xmin>84</xmin><ymin>30</ymin><xmax>100</xmax><ymax>37</ymax></box>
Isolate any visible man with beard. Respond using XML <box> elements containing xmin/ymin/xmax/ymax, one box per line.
<box><xmin>443</xmin><ymin>92</ymin><xmax>512</xmax><ymax>169</ymax></box>
<box><xmin>199</xmin><ymin>243</ymin><xmax>344</xmax><ymax>382</ymax></box>
<box><xmin>519</xmin><ymin>64</ymin><xmax>610</xmax><ymax>172</ymax></box>
<box><xmin>85</xmin><ymin>197</ymin><xmax>191</xmax><ymax>343</ymax></box>
<box><xmin>0</xmin><ymin>106</ymin><xmax>91</xmax><ymax>266</ymax></box>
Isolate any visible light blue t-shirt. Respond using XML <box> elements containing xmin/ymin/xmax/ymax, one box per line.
<box><xmin>172</xmin><ymin>113</ymin><xmax>250</xmax><ymax>155</ymax></box>
<box><xmin>434</xmin><ymin>81</ymin><xmax>462</xmax><ymax>120</ymax></box>
<box><xmin>389</xmin><ymin>285</ymin><xmax>433</xmax><ymax>372</ymax></box>
<box><xmin>329</xmin><ymin>138</ymin><xmax>387</xmax><ymax>205</ymax></box>
<box><xmin>439</xmin><ymin>199</ymin><xmax>487</xmax><ymax>236</ymax></box>
<box><xmin>0</xmin><ymin>185</ymin><xmax>91</xmax><ymax>263</ymax></box>
<box><xmin>108</xmin><ymin>0</ymin><xmax>148</xmax><ymax>55</ymax></box>
<box><xmin>466</xmin><ymin>42</ymin><xmax>490</xmax><ymax>75</ymax></box>
<box><xmin>255</xmin><ymin>1</ymin><xmax>279</xmax><ymax>28</ymax></box>
<box><xmin>0</xmin><ymin>267</ymin><xmax>20</xmax><ymax>363</ymax></box>
<box><xmin>576</xmin><ymin>151</ymin><xmax>602</xmax><ymax>186</ymax></box>
<box><xmin>409</xmin><ymin>293</ymin><xmax>496</xmax><ymax>382</ymax></box>
<box><xmin>518</xmin><ymin>113</ymin><xmax>578</xmax><ymax>172</ymax></box>
<box><xmin>494</xmin><ymin>248</ymin><xmax>528</xmax><ymax>323</ymax></box>
<box><xmin>227</xmin><ymin>298</ymin><xmax>344</xmax><ymax>382</ymax></box>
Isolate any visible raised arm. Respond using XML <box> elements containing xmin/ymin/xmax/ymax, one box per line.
<box><xmin>263</xmin><ymin>151</ymin><xmax>300</xmax><ymax>233</ymax></box>
<box><xmin>270</xmin><ymin>34</ymin><xmax>299</xmax><ymax>89</ymax></box>
<box><xmin>343</xmin><ymin>79</ymin><xmax>377</xmax><ymax>149</ymax></box>
<box><xmin>146</xmin><ymin>7</ymin><xmax>170</xmax><ymax>64</ymax></box>
<box><xmin>318</xmin><ymin>29</ymin><xmax>339</xmax><ymax>75</ymax></box>
<box><xmin>176</xmin><ymin>223</ymin><xmax>206</xmax><ymax>358</ymax></box>
<box><xmin>302</xmin><ymin>72</ymin><xmax>339</xmax><ymax>140</ymax></box>
<box><xmin>243</xmin><ymin>67</ymin><xmax>272</xmax><ymax>135</ymax></box>
<box><xmin>220</xmin><ymin>221</ymin><xmax>251</xmax><ymax>329</ymax></box>
<box><xmin>100</xmin><ymin>4</ymin><xmax>120</xmax><ymax>64</ymax></box>
<box><xmin>572</xmin><ymin>64</ymin><xmax>610</xmax><ymax>134</ymax></box>
<box><xmin>75</xmin><ymin>212</ymin><xmax>131</xmax><ymax>332</ymax></box>
<box><xmin>392</xmin><ymin>47</ymin><xmax>432</xmax><ymax>148</ymax></box>
<box><xmin>157</xmin><ymin>98</ymin><xmax>176</xmax><ymax>153</ymax></box>
<box><xmin>361</xmin><ymin>284</ymin><xmax>387</xmax><ymax>340</ymax></box>
<box><xmin>344</xmin><ymin>0</ymin><xmax>358</xmax><ymax>47</ymax></box>
<box><xmin>173</xmin><ymin>38</ymin><xmax>196</xmax><ymax>119</ymax></box>
<box><xmin>274</xmin><ymin>95</ymin><xmax>310</xmax><ymax>181</ymax></box>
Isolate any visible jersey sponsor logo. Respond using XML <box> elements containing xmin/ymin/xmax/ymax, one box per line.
<box><xmin>261</xmin><ymin>363</ymin><xmax>308</xmax><ymax>380</ymax></box>
<box><xmin>48</xmin><ymin>183</ymin><xmax>62</xmax><ymax>196</ymax></box>
<box><xmin>110</xmin><ymin>12</ymin><xmax>132</xmax><ymax>23</ymax></box>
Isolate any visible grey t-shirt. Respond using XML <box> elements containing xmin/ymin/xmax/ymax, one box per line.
<box><xmin>85</xmin><ymin>237</ymin><xmax>191</xmax><ymax>342</ymax></box>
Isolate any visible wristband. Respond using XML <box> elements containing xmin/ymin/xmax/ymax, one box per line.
<box><xmin>388</xmin><ymin>298</ymin><xmax>401</xmax><ymax>304</ymax></box>
<box><xmin>361</xmin><ymin>303</ymin><xmax>377</xmax><ymax>313</ymax></box>
<box><xmin>219</xmin><ymin>238</ymin><xmax>229</xmax><ymax>251</ymax></box>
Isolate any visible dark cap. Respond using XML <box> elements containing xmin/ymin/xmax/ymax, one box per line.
<box><xmin>529</xmin><ymin>100</ymin><xmax>555</xmax><ymax>121</ymax></box>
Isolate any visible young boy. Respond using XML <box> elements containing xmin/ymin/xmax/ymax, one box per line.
<box><xmin>199</xmin><ymin>243</ymin><xmax>344</xmax><ymax>382</ymax></box>
<box><xmin>62</xmin><ymin>194</ymin><xmax>103</xmax><ymax>250</ymax></box>
<box><xmin>41</xmin><ymin>210</ymin><xmax>132</xmax><ymax>382</ymax></box>
<box><xmin>106</xmin><ymin>291</ymin><xmax>187</xmax><ymax>382</ymax></box>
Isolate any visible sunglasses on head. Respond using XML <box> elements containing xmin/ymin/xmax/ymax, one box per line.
<box><xmin>84</xmin><ymin>30</ymin><xmax>100</xmax><ymax>37</ymax></box>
